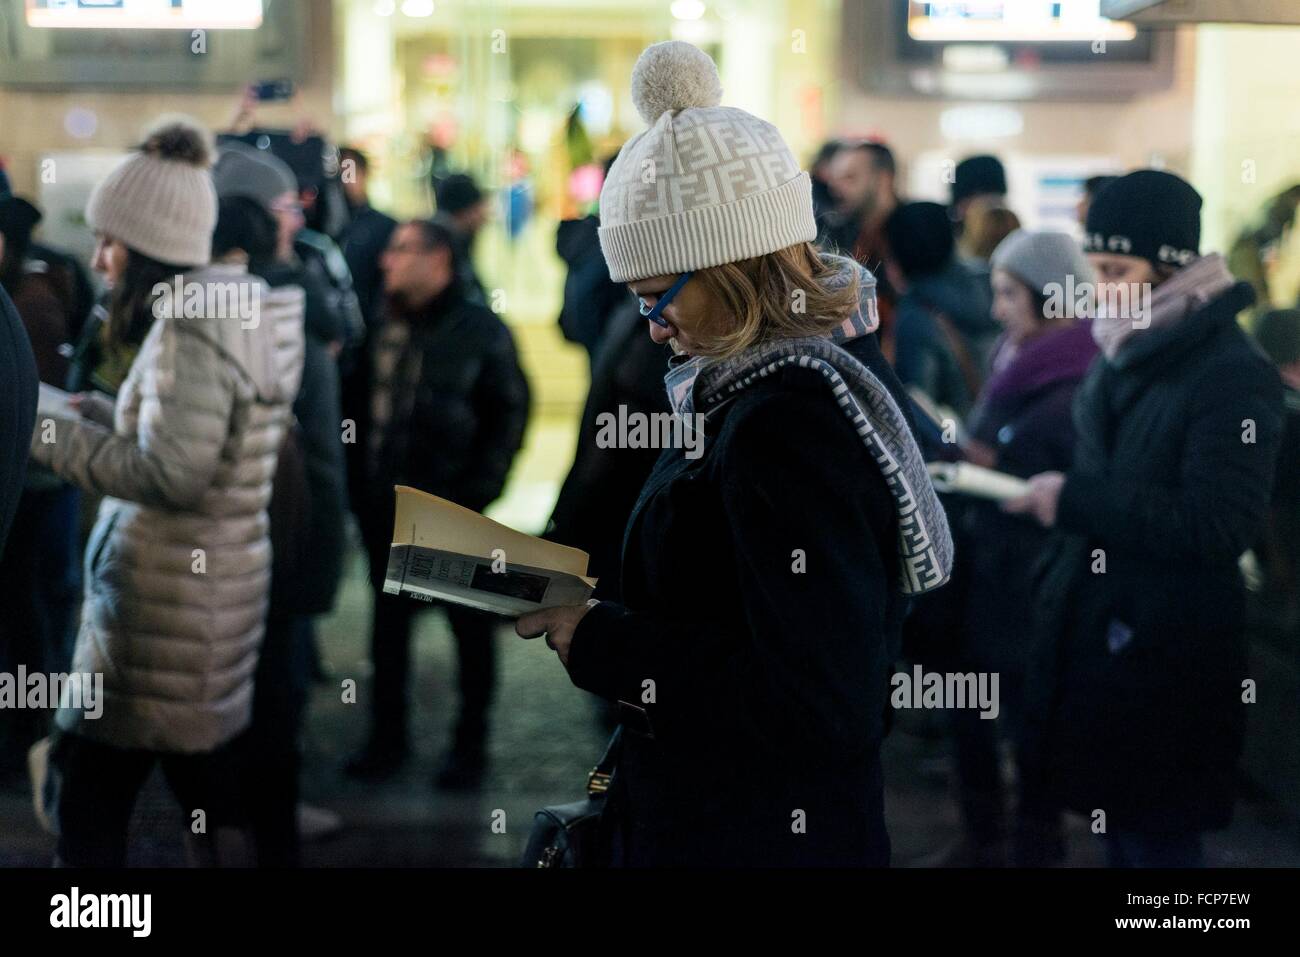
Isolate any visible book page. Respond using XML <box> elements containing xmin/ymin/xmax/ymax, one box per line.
<box><xmin>391</xmin><ymin>486</ymin><xmax>594</xmax><ymax>584</ymax></box>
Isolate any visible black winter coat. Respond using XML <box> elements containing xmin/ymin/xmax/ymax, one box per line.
<box><xmin>0</xmin><ymin>287</ymin><xmax>37</xmax><ymax>557</ymax></box>
<box><xmin>358</xmin><ymin>291</ymin><xmax>530</xmax><ymax>584</ymax></box>
<box><xmin>567</xmin><ymin>360</ymin><xmax>908</xmax><ymax>867</ymax></box>
<box><xmin>259</xmin><ymin>266</ymin><xmax>350</xmax><ymax>617</ymax></box>
<box><xmin>1022</xmin><ymin>282</ymin><xmax>1283</xmax><ymax>833</ymax></box>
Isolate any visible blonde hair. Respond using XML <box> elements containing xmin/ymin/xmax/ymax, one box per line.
<box><xmin>688</xmin><ymin>242</ymin><xmax>860</xmax><ymax>358</ymax></box>
<box><xmin>964</xmin><ymin>205</ymin><xmax>1021</xmax><ymax>261</ymax></box>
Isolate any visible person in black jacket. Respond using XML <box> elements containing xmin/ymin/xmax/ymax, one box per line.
<box><xmin>515</xmin><ymin>41</ymin><xmax>952</xmax><ymax>867</ymax></box>
<box><xmin>212</xmin><ymin>166</ymin><xmax>352</xmax><ymax>862</ymax></box>
<box><xmin>0</xmin><ymin>284</ymin><xmax>37</xmax><ymax>572</ymax></box>
<box><xmin>1006</xmin><ymin>170</ymin><xmax>1284</xmax><ymax>867</ymax></box>
<box><xmin>347</xmin><ymin>218</ymin><xmax>530</xmax><ymax>788</ymax></box>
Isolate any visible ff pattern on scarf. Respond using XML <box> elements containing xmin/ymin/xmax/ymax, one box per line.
<box><xmin>667</xmin><ymin>334</ymin><xmax>954</xmax><ymax>596</ymax></box>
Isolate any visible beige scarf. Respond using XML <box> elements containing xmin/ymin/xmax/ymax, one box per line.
<box><xmin>1092</xmin><ymin>253</ymin><xmax>1235</xmax><ymax>361</ymax></box>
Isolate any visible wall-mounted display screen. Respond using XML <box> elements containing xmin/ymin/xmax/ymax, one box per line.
<box><xmin>26</xmin><ymin>0</ymin><xmax>263</xmax><ymax>31</ymax></box>
<box><xmin>907</xmin><ymin>1</ymin><xmax>1136</xmax><ymax>43</ymax></box>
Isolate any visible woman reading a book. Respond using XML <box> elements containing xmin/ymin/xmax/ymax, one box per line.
<box><xmin>516</xmin><ymin>41</ymin><xmax>953</xmax><ymax>867</ymax></box>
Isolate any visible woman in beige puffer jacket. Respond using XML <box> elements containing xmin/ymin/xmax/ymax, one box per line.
<box><xmin>28</xmin><ymin>120</ymin><xmax>304</xmax><ymax>866</ymax></box>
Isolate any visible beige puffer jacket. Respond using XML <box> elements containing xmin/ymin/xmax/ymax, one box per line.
<box><xmin>31</xmin><ymin>263</ymin><xmax>305</xmax><ymax>753</ymax></box>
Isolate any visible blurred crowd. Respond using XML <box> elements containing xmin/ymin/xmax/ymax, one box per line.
<box><xmin>0</xmin><ymin>83</ymin><xmax>1297</xmax><ymax>868</ymax></box>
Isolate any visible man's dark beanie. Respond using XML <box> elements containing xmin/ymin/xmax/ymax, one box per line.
<box><xmin>436</xmin><ymin>173</ymin><xmax>484</xmax><ymax>215</ymax></box>
<box><xmin>1254</xmin><ymin>309</ymin><xmax>1300</xmax><ymax>367</ymax></box>
<box><xmin>1084</xmin><ymin>169</ymin><xmax>1202</xmax><ymax>268</ymax></box>
<box><xmin>952</xmin><ymin>155</ymin><xmax>1007</xmax><ymax>206</ymax></box>
<box><xmin>0</xmin><ymin>195</ymin><xmax>42</xmax><ymax>242</ymax></box>
<box><xmin>886</xmin><ymin>201</ymin><xmax>955</xmax><ymax>279</ymax></box>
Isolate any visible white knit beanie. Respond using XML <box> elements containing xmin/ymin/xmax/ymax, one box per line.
<box><xmin>598</xmin><ymin>41</ymin><xmax>816</xmax><ymax>283</ymax></box>
<box><xmin>86</xmin><ymin>116</ymin><xmax>217</xmax><ymax>267</ymax></box>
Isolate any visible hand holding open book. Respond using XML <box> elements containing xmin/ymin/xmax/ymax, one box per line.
<box><xmin>384</xmin><ymin>486</ymin><xmax>597</xmax><ymax>616</ymax></box>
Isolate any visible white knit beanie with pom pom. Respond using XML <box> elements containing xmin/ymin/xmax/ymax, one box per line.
<box><xmin>86</xmin><ymin>115</ymin><xmax>218</xmax><ymax>267</ymax></box>
<box><xmin>598</xmin><ymin>40</ymin><xmax>816</xmax><ymax>283</ymax></box>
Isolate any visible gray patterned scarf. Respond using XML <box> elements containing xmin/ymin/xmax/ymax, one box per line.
<box><xmin>664</xmin><ymin>255</ymin><xmax>953</xmax><ymax>596</ymax></box>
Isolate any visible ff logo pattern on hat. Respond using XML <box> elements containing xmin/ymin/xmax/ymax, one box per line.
<box><xmin>598</xmin><ymin>41</ymin><xmax>816</xmax><ymax>283</ymax></box>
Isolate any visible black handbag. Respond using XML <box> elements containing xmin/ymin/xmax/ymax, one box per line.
<box><xmin>522</xmin><ymin>727</ymin><xmax>622</xmax><ymax>868</ymax></box>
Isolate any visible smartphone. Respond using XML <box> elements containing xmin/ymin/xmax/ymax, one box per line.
<box><xmin>251</xmin><ymin>80</ymin><xmax>295</xmax><ymax>102</ymax></box>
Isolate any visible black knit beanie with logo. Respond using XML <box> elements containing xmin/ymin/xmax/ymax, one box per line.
<box><xmin>1083</xmin><ymin>169</ymin><xmax>1202</xmax><ymax>269</ymax></box>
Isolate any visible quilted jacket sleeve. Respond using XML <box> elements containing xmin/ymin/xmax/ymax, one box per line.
<box><xmin>30</xmin><ymin>319</ymin><xmax>236</xmax><ymax>511</ymax></box>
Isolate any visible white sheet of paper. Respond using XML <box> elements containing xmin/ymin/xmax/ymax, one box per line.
<box><xmin>38</xmin><ymin>383</ymin><xmax>76</xmax><ymax>419</ymax></box>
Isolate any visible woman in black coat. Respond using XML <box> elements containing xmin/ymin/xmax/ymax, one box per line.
<box><xmin>1007</xmin><ymin>171</ymin><xmax>1284</xmax><ymax>867</ymax></box>
<box><xmin>516</xmin><ymin>41</ymin><xmax>952</xmax><ymax>867</ymax></box>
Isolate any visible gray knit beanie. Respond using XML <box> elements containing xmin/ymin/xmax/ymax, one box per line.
<box><xmin>213</xmin><ymin>141</ymin><xmax>298</xmax><ymax>213</ymax></box>
<box><xmin>598</xmin><ymin>41</ymin><xmax>816</xmax><ymax>283</ymax></box>
<box><xmin>85</xmin><ymin>116</ymin><xmax>217</xmax><ymax>267</ymax></box>
<box><xmin>990</xmin><ymin>229</ymin><xmax>1095</xmax><ymax>297</ymax></box>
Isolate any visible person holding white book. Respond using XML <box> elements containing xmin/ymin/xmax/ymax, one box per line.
<box><xmin>516</xmin><ymin>42</ymin><xmax>953</xmax><ymax>867</ymax></box>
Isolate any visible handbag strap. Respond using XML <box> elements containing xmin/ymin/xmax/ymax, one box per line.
<box><xmin>586</xmin><ymin>726</ymin><xmax>623</xmax><ymax>796</ymax></box>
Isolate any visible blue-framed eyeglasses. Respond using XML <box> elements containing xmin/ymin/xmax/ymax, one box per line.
<box><xmin>636</xmin><ymin>272</ymin><xmax>694</xmax><ymax>328</ymax></box>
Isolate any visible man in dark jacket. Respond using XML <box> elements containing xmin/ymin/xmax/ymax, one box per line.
<box><xmin>338</xmin><ymin>146</ymin><xmax>398</xmax><ymax>332</ymax></box>
<box><xmin>347</xmin><ymin>219</ymin><xmax>530</xmax><ymax>788</ymax></box>
<box><xmin>1007</xmin><ymin>171</ymin><xmax>1284</xmax><ymax>867</ymax></box>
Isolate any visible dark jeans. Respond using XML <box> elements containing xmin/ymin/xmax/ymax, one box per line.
<box><xmin>247</xmin><ymin>613</ymin><xmax>315</xmax><ymax>867</ymax></box>
<box><xmin>369</xmin><ymin>590</ymin><xmax>497</xmax><ymax>750</ymax></box>
<box><xmin>51</xmin><ymin>730</ymin><xmax>249</xmax><ymax>868</ymax></box>
<box><xmin>1105</xmin><ymin>829</ymin><xmax>1205</xmax><ymax>868</ymax></box>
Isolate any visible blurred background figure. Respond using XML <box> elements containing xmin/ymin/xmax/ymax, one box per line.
<box><xmin>822</xmin><ymin>140</ymin><xmax>900</xmax><ymax>356</ymax></box>
<box><xmin>346</xmin><ymin>219</ymin><xmax>529</xmax><ymax>790</ymax></box>
<box><xmin>884</xmin><ymin>200</ymin><xmax>996</xmax><ymax>418</ymax></box>
<box><xmin>0</xmin><ymin>282</ymin><xmax>39</xmax><ymax>782</ymax></box>
<box><xmin>1251</xmin><ymin>308</ymin><xmax>1300</xmax><ymax>634</ymax></box>
<box><xmin>950</xmin><ymin>155</ymin><xmax>1008</xmax><ymax>241</ymax></box>
<box><xmin>554</xmin><ymin>153</ymin><xmax>626</xmax><ymax>360</ymax></box>
<box><xmin>1008</xmin><ymin>170</ymin><xmax>1283</xmax><ymax>868</ymax></box>
<box><xmin>1076</xmin><ymin>174</ymin><xmax>1118</xmax><ymax>229</ymax></box>
<box><xmin>433</xmin><ymin>172</ymin><xmax>489</xmax><ymax>306</ymax></box>
<box><xmin>809</xmin><ymin>138</ymin><xmax>844</xmax><ymax>235</ymax></box>
<box><xmin>212</xmin><ymin>143</ymin><xmax>350</xmax><ymax>865</ymax></box>
<box><xmin>337</xmin><ymin>146</ymin><xmax>397</xmax><ymax>333</ymax></box>
<box><xmin>960</xmin><ymin>203</ymin><xmax>1022</xmax><ymax>270</ymax></box>
<box><xmin>933</xmin><ymin>230</ymin><xmax>1098</xmax><ymax>868</ymax></box>
<box><xmin>0</xmin><ymin>193</ymin><xmax>83</xmax><ymax>782</ymax></box>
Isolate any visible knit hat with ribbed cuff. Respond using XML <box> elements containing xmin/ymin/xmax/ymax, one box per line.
<box><xmin>86</xmin><ymin>116</ymin><xmax>217</xmax><ymax>268</ymax></box>
<box><xmin>598</xmin><ymin>41</ymin><xmax>817</xmax><ymax>284</ymax></box>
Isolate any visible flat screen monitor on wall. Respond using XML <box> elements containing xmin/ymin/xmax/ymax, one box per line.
<box><xmin>26</xmin><ymin>0</ymin><xmax>264</xmax><ymax>31</ymax></box>
<box><xmin>900</xmin><ymin>0</ymin><xmax>1152</xmax><ymax>63</ymax></box>
<box><xmin>847</xmin><ymin>0</ymin><xmax>1173</xmax><ymax>99</ymax></box>
<box><xmin>0</xmin><ymin>0</ymin><xmax>299</xmax><ymax>87</ymax></box>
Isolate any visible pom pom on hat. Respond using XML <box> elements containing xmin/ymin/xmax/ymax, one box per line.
<box><xmin>86</xmin><ymin>113</ymin><xmax>217</xmax><ymax>267</ymax></box>
<box><xmin>598</xmin><ymin>40</ymin><xmax>814</xmax><ymax>282</ymax></box>
<box><xmin>139</xmin><ymin>115</ymin><xmax>214</xmax><ymax>168</ymax></box>
<box><xmin>630</xmin><ymin>40</ymin><xmax>723</xmax><ymax>125</ymax></box>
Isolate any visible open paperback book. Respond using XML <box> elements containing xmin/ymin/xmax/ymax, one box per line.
<box><xmin>926</xmin><ymin>461</ymin><xmax>1030</xmax><ymax>502</ymax></box>
<box><xmin>384</xmin><ymin>485</ymin><xmax>597</xmax><ymax>616</ymax></box>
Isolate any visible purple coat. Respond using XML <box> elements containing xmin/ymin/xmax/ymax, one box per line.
<box><xmin>967</xmin><ymin>320</ymin><xmax>1098</xmax><ymax>478</ymax></box>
